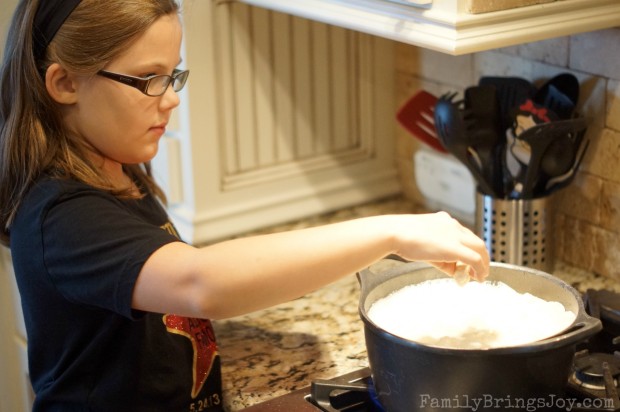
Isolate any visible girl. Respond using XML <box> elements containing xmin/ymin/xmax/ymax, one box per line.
<box><xmin>0</xmin><ymin>0</ymin><xmax>489</xmax><ymax>410</ymax></box>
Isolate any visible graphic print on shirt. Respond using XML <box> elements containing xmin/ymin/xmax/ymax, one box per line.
<box><xmin>164</xmin><ymin>315</ymin><xmax>219</xmax><ymax>398</ymax></box>
<box><xmin>161</xmin><ymin>221</ymin><xmax>180</xmax><ymax>238</ymax></box>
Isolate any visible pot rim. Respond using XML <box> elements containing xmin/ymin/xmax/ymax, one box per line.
<box><xmin>357</xmin><ymin>259</ymin><xmax>602</xmax><ymax>355</ymax></box>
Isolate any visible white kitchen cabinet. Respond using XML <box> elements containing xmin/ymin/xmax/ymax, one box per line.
<box><xmin>0</xmin><ymin>247</ymin><xmax>32</xmax><ymax>412</ymax></box>
<box><xmin>237</xmin><ymin>0</ymin><xmax>620</xmax><ymax>55</ymax></box>
<box><xmin>154</xmin><ymin>1</ymin><xmax>400</xmax><ymax>244</ymax></box>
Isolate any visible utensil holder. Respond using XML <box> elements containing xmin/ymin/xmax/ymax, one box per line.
<box><xmin>475</xmin><ymin>193</ymin><xmax>552</xmax><ymax>272</ymax></box>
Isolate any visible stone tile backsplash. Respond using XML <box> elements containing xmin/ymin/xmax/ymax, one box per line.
<box><xmin>395</xmin><ymin>28</ymin><xmax>620</xmax><ymax>280</ymax></box>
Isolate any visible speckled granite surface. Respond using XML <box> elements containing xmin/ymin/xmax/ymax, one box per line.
<box><xmin>211</xmin><ymin>196</ymin><xmax>620</xmax><ymax>411</ymax></box>
<box><xmin>214</xmin><ymin>275</ymin><xmax>366</xmax><ymax>411</ymax></box>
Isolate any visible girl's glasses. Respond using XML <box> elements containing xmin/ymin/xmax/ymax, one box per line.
<box><xmin>97</xmin><ymin>69</ymin><xmax>190</xmax><ymax>97</ymax></box>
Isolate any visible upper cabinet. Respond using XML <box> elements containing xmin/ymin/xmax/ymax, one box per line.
<box><xmin>236</xmin><ymin>0</ymin><xmax>620</xmax><ymax>55</ymax></box>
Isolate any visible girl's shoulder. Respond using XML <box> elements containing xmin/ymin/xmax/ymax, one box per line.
<box><xmin>11</xmin><ymin>175</ymin><xmax>171</xmax><ymax>249</ymax></box>
<box><xmin>19</xmin><ymin>174</ymin><xmax>166</xmax><ymax>226</ymax></box>
<box><xmin>25</xmin><ymin>175</ymin><xmax>119</xmax><ymax>208</ymax></box>
<box><xmin>28</xmin><ymin>174</ymin><xmax>103</xmax><ymax>196</ymax></box>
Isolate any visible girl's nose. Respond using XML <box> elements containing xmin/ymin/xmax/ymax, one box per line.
<box><xmin>160</xmin><ymin>85</ymin><xmax>181</xmax><ymax>110</ymax></box>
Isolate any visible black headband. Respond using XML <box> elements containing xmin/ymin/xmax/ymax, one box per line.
<box><xmin>33</xmin><ymin>0</ymin><xmax>82</xmax><ymax>62</ymax></box>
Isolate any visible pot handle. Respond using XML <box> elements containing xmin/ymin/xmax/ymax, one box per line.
<box><xmin>357</xmin><ymin>255</ymin><xmax>430</xmax><ymax>296</ymax></box>
<box><xmin>533</xmin><ymin>312</ymin><xmax>602</xmax><ymax>348</ymax></box>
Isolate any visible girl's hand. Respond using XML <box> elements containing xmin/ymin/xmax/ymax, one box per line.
<box><xmin>389</xmin><ymin>212</ymin><xmax>490</xmax><ymax>282</ymax></box>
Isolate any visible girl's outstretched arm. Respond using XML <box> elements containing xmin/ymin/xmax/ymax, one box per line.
<box><xmin>132</xmin><ymin>212</ymin><xmax>489</xmax><ymax>319</ymax></box>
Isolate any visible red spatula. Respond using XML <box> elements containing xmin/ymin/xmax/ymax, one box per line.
<box><xmin>397</xmin><ymin>90</ymin><xmax>447</xmax><ymax>153</ymax></box>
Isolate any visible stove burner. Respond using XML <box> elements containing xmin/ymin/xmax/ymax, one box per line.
<box><xmin>572</xmin><ymin>353</ymin><xmax>620</xmax><ymax>390</ymax></box>
<box><xmin>307</xmin><ymin>368</ymin><xmax>384</xmax><ymax>412</ymax></box>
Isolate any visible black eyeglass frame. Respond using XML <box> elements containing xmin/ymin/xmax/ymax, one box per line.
<box><xmin>96</xmin><ymin>69</ymin><xmax>190</xmax><ymax>97</ymax></box>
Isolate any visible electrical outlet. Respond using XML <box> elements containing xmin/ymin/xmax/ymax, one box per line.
<box><xmin>414</xmin><ymin>149</ymin><xmax>476</xmax><ymax>224</ymax></box>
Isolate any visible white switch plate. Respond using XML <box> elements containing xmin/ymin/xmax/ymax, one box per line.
<box><xmin>414</xmin><ymin>149</ymin><xmax>475</xmax><ymax>224</ymax></box>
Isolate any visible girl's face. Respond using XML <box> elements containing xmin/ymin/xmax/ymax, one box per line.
<box><xmin>66</xmin><ymin>13</ymin><xmax>183</xmax><ymax>177</ymax></box>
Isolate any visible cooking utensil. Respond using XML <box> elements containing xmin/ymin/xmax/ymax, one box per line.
<box><xmin>544</xmin><ymin>136</ymin><xmax>590</xmax><ymax>195</ymax></box>
<box><xmin>534</xmin><ymin>73</ymin><xmax>580</xmax><ymax>120</ymax></box>
<box><xmin>478</xmin><ymin>76</ymin><xmax>536</xmax><ymax>133</ymax></box>
<box><xmin>463</xmin><ymin>85</ymin><xmax>504</xmax><ymax>196</ymax></box>
<box><xmin>541</xmin><ymin>138</ymin><xmax>573</xmax><ymax>177</ymax></box>
<box><xmin>396</xmin><ymin>90</ymin><xmax>447</xmax><ymax>153</ymax></box>
<box><xmin>358</xmin><ymin>258</ymin><xmax>601</xmax><ymax>412</ymax></box>
<box><xmin>512</xmin><ymin>117</ymin><xmax>587</xmax><ymax>199</ymax></box>
<box><xmin>533</xmin><ymin>126</ymin><xmax>586</xmax><ymax>195</ymax></box>
<box><xmin>434</xmin><ymin>92</ymin><xmax>498</xmax><ymax>196</ymax></box>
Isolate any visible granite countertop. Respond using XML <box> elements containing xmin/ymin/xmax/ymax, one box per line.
<box><xmin>211</xmin><ymin>196</ymin><xmax>620</xmax><ymax>411</ymax></box>
<box><xmin>214</xmin><ymin>275</ymin><xmax>366</xmax><ymax>411</ymax></box>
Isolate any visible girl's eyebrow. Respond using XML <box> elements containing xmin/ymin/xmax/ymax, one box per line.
<box><xmin>137</xmin><ymin>58</ymin><xmax>184</xmax><ymax>71</ymax></box>
<box><xmin>129</xmin><ymin>61</ymin><xmax>184</xmax><ymax>74</ymax></box>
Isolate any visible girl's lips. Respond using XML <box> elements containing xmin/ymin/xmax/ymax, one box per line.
<box><xmin>150</xmin><ymin>124</ymin><xmax>167</xmax><ymax>134</ymax></box>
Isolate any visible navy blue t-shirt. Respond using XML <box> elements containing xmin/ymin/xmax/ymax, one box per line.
<box><xmin>10</xmin><ymin>177</ymin><xmax>224</xmax><ymax>411</ymax></box>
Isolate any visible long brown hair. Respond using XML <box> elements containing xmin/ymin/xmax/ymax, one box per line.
<box><xmin>0</xmin><ymin>0</ymin><xmax>179</xmax><ymax>246</ymax></box>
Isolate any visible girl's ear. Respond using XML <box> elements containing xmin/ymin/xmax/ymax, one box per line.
<box><xmin>45</xmin><ymin>63</ymin><xmax>78</xmax><ymax>104</ymax></box>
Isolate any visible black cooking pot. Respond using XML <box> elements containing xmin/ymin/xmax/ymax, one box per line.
<box><xmin>357</xmin><ymin>259</ymin><xmax>601</xmax><ymax>412</ymax></box>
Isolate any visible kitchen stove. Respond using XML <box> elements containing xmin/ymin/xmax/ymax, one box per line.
<box><xmin>240</xmin><ymin>368</ymin><xmax>380</xmax><ymax>412</ymax></box>
<box><xmin>241</xmin><ymin>289</ymin><xmax>620</xmax><ymax>412</ymax></box>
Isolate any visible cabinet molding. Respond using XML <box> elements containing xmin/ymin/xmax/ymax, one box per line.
<box><xmin>237</xmin><ymin>0</ymin><xmax>620</xmax><ymax>55</ymax></box>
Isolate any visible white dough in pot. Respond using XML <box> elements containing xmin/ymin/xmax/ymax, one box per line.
<box><xmin>367</xmin><ymin>278</ymin><xmax>576</xmax><ymax>349</ymax></box>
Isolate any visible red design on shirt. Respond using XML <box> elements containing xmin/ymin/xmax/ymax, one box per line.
<box><xmin>163</xmin><ymin>315</ymin><xmax>218</xmax><ymax>398</ymax></box>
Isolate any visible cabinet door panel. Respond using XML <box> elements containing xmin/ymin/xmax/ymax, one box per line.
<box><xmin>161</xmin><ymin>1</ymin><xmax>399</xmax><ymax>244</ymax></box>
